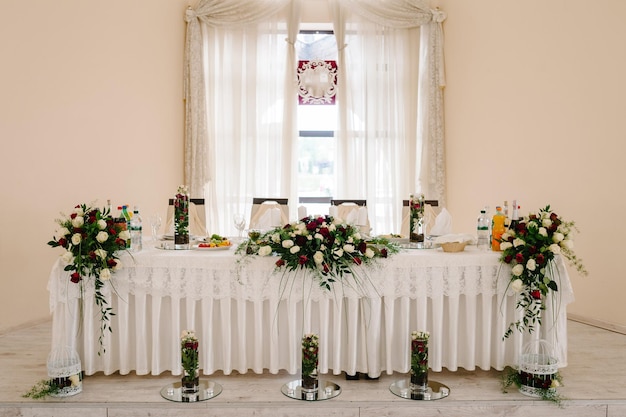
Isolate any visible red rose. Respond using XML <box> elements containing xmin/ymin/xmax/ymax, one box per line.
<box><xmin>353</xmin><ymin>257</ymin><xmax>362</xmax><ymax>265</ymax></box>
<box><xmin>536</xmin><ymin>253</ymin><xmax>545</xmax><ymax>265</ymax></box>
<box><xmin>70</xmin><ymin>212</ymin><xmax>78</xmax><ymax>219</ymax></box>
<box><xmin>70</xmin><ymin>272</ymin><xmax>81</xmax><ymax>283</ymax></box>
<box><xmin>58</xmin><ymin>238</ymin><xmax>68</xmax><ymax>248</ymax></box>
<box><xmin>298</xmin><ymin>255</ymin><xmax>308</xmax><ymax>265</ymax></box>
<box><xmin>358</xmin><ymin>241</ymin><xmax>367</xmax><ymax>254</ymax></box>
<box><xmin>306</xmin><ymin>222</ymin><xmax>317</xmax><ymax>231</ymax></box>
<box><xmin>381</xmin><ymin>248</ymin><xmax>388</xmax><ymax>258</ymax></box>
<box><xmin>319</xmin><ymin>227</ymin><xmax>330</xmax><ymax>238</ymax></box>
<box><xmin>504</xmin><ymin>254</ymin><xmax>513</xmax><ymax>264</ymax></box>
<box><xmin>276</xmin><ymin>259</ymin><xmax>285</xmax><ymax>267</ymax></box>
<box><xmin>323</xmin><ymin>263</ymin><xmax>330</xmax><ymax>273</ymax></box>
<box><xmin>107</xmin><ymin>259</ymin><xmax>117</xmax><ymax>267</ymax></box>
<box><xmin>515</xmin><ymin>253</ymin><xmax>524</xmax><ymax>263</ymax></box>
<box><xmin>531</xmin><ymin>290</ymin><xmax>541</xmax><ymax>299</ymax></box>
<box><xmin>89</xmin><ymin>251</ymin><xmax>97</xmax><ymax>260</ymax></box>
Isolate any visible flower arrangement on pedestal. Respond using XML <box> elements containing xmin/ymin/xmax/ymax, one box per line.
<box><xmin>409</xmin><ymin>193</ymin><xmax>425</xmax><ymax>242</ymax></box>
<box><xmin>48</xmin><ymin>203</ymin><xmax>128</xmax><ymax>354</ymax></box>
<box><xmin>410</xmin><ymin>330</ymin><xmax>429</xmax><ymax>392</ymax></box>
<box><xmin>174</xmin><ymin>185</ymin><xmax>190</xmax><ymax>247</ymax></box>
<box><xmin>499</xmin><ymin>205</ymin><xmax>587</xmax><ymax>339</ymax></box>
<box><xmin>180</xmin><ymin>330</ymin><xmax>199</xmax><ymax>396</ymax></box>
<box><xmin>301</xmin><ymin>333</ymin><xmax>319</xmax><ymax>392</ymax></box>
<box><xmin>236</xmin><ymin>215</ymin><xmax>399</xmax><ymax>291</ymax></box>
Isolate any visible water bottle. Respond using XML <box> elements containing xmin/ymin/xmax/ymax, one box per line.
<box><xmin>477</xmin><ymin>209</ymin><xmax>490</xmax><ymax>250</ymax></box>
<box><xmin>129</xmin><ymin>206</ymin><xmax>143</xmax><ymax>252</ymax></box>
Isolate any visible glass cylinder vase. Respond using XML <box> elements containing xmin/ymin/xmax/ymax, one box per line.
<box><xmin>174</xmin><ymin>186</ymin><xmax>190</xmax><ymax>249</ymax></box>
<box><xmin>409</xmin><ymin>194</ymin><xmax>425</xmax><ymax>243</ymax></box>
<box><xmin>410</xmin><ymin>331</ymin><xmax>429</xmax><ymax>392</ymax></box>
<box><xmin>181</xmin><ymin>370</ymin><xmax>199</xmax><ymax>402</ymax></box>
<box><xmin>301</xmin><ymin>334</ymin><xmax>319</xmax><ymax>393</ymax></box>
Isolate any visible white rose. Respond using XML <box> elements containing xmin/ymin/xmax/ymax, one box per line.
<box><xmin>527</xmin><ymin>221</ymin><xmax>538</xmax><ymax>230</ymax></box>
<box><xmin>512</xmin><ymin>264</ymin><xmax>524</xmax><ymax>277</ymax></box>
<box><xmin>347</xmin><ymin>236</ymin><xmax>354</xmax><ymax>243</ymax></box>
<box><xmin>71</xmin><ymin>216</ymin><xmax>84</xmax><ymax>228</ymax></box>
<box><xmin>258</xmin><ymin>245</ymin><xmax>272</xmax><ymax>256</ymax></box>
<box><xmin>549</xmin><ymin>243</ymin><xmax>561</xmax><ymax>254</ymax></box>
<box><xmin>97</xmin><ymin>219</ymin><xmax>107</xmax><ymax>230</ymax></box>
<box><xmin>314</xmin><ymin>233</ymin><xmax>323</xmax><ymax>240</ymax></box>
<box><xmin>313</xmin><ymin>251</ymin><xmax>324</xmax><ymax>264</ymax></box>
<box><xmin>94</xmin><ymin>249</ymin><xmax>107</xmax><ymax>259</ymax></box>
<box><xmin>57</xmin><ymin>227</ymin><xmax>70</xmax><ymax>239</ymax></box>
<box><xmin>353</xmin><ymin>232</ymin><xmax>361</xmax><ymax>240</ymax></box>
<box><xmin>69</xmin><ymin>374</ymin><xmax>81</xmax><ymax>387</ymax></box>
<box><xmin>552</xmin><ymin>232</ymin><xmax>564</xmax><ymax>243</ymax></box>
<box><xmin>511</xmin><ymin>278</ymin><xmax>524</xmax><ymax>292</ymax></box>
<box><xmin>290</xmin><ymin>245</ymin><xmax>300</xmax><ymax>254</ymax></box>
<box><xmin>513</xmin><ymin>238</ymin><xmax>525</xmax><ymax>248</ymax></box>
<box><xmin>501</xmin><ymin>232</ymin><xmax>511</xmax><ymax>241</ymax></box>
<box><xmin>271</xmin><ymin>233</ymin><xmax>281</xmax><ymax>243</ymax></box>
<box><xmin>328</xmin><ymin>224</ymin><xmax>337</xmax><ymax>232</ymax></box>
<box><xmin>112</xmin><ymin>259</ymin><xmax>122</xmax><ymax>271</ymax></box>
<box><xmin>282</xmin><ymin>239</ymin><xmax>294</xmax><ymax>249</ymax></box>
<box><xmin>100</xmin><ymin>268</ymin><xmax>112</xmax><ymax>281</ymax></box>
<box><xmin>73</xmin><ymin>207</ymin><xmax>84</xmax><ymax>216</ymax></box>
<box><xmin>542</xmin><ymin>218</ymin><xmax>552</xmax><ymax>228</ymax></box>
<box><xmin>526</xmin><ymin>258</ymin><xmax>536</xmax><ymax>271</ymax></box>
<box><xmin>538</xmin><ymin>227</ymin><xmax>548</xmax><ymax>237</ymax></box>
<box><xmin>307</xmin><ymin>235</ymin><xmax>313</xmax><ymax>240</ymax></box>
<box><xmin>561</xmin><ymin>239</ymin><xmax>574</xmax><ymax>250</ymax></box>
<box><xmin>96</xmin><ymin>231</ymin><xmax>109</xmax><ymax>243</ymax></box>
<box><xmin>343</xmin><ymin>244</ymin><xmax>355</xmax><ymax>253</ymax></box>
<box><xmin>119</xmin><ymin>230</ymin><xmax>131</xmax><ymax>240</ymax></box>
<box><xmin>320</xmin><ymin>244</ymin><xmax>326</xmax><ymax>250</ymax></box>
<box><xmin>61</xmin><ymin>251</ymin><xmax>74</xmax><ymax>264</ymax></box>
<box><xmin>334</xmin><ymin>248</ymin><xmax>344</xmax><ymax>257</ymax></box>
<box><xmin>500</xmin><ymin>241</ymin><xmax>513</xmax><ymax>251</ymax></box>
<box><xmin>365</xmin><ymin>248</ymin><xmax>375</xmax><ymax>258</ymax></box>
<box><xmin>550</xmin><ymin>379</ymin><xmax>561</xmax><ymax>388</ymax></box>
<box><xmin>71</xmin><ymin>233</ymin><xmax>82</xmax><ymax>245</ymax></box>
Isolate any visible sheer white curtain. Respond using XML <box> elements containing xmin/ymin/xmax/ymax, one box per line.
<box><xmin>331</xmin><ymin>0</ymin><xmax>446</xmax><ymax>234</ymax></box>
<box><xmin>184</xmin><ymin>0</ymin><xmax>300</xmax><ymax>234</ymax></box>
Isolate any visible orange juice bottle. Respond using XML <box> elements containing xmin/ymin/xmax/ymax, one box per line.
<box><xmin>491</xmin><ymin>206</ymin><xmax>506</xmax><ymax>251</ymax></box>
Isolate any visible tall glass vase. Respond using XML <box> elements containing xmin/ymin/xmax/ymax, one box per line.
<box><xmin>181</xmin><ymin>369</ymin><xmax>199</xmax><ymax>402</ymax></box>
<box><xmin>409</xmin><ymin>194</ymin><xmax>425</xmax><ymax>243</ymax></box>
<box><xmin>410</xmin><ymin>331</ymin><xmax>429</xmax><ymax>392</ymax></box>
<box><xmin>174</xmin><ymin>186</ymin><xmax>190</xmax><ymax>249</ymax></box>
<box><xmin>180</xmin><ymin>330</ymin><xmax>199</xmax><ymax>402</ymax></box>
<box><xmin>301</xmin><ymin>334</ymin><xmax>319</xmax><ymax>393</ymax></box>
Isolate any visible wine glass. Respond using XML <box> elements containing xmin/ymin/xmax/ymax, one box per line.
<box><xmin>233</xmin><ymin>213</ymin><xmax>246</xmax><ymax>240</ymax></box>
<box><xmin>150</xmin><ymin>214</ymin><xmax>162</xmax><ymax>242</ymax></box>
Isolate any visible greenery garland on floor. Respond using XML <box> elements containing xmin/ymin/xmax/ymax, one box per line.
<box><xmin>501</xmin><ymin>366</ymin><xmax>565</xmax><ymax>407</ymax></box>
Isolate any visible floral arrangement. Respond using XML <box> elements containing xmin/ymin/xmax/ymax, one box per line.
<box><xmin>236</xmin><ymin>215</ymin><xmax>399</xmax><ymax>291</ymax></box>
<box><xmin>499</xmin><ymin>205</ymin><xmax>587</xmax><ymax>339</ymax></box>
<box><xmin>181</xmin><ymin>330</ymin><xmax>199</xmax><ymax>380</ymax></box>
<box><xmin>48</xmin><ymin>203</ymin><xmax>128</xmax><ymax>354</ymax></box>
<box><xmin>174</xmin><ymin>185</ymin><xmax>190</xmax><ymax>238</ymax></box>
<box><xmin>409</xmin><ymin>193</ymin><xmax>425</xmax><ymax>241</ymax></box>
<box><xmin>301</xmin><ymin>333</ymin><xmax>319</xmax><ymax>378</ymax></box>
<box><xmin>410</xmin><ymin>330</ymin><xmax>429</xmax><ymax>376</ymax></box>
<box><xmin>502</xmin><ymin>366</ymin><xmax>564</xmax><ymax>406</ymax></box>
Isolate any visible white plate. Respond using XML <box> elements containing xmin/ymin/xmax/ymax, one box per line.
<box><xmin>192</xmin><ymin>244</ymin><xmax>232</xmax><ymax>251</ymax></box>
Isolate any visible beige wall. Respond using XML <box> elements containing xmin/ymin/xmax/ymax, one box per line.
<box><xmin>1</xmin><ymin>0</ymin><xmax>624</xmax><ymax>333</ymax></box>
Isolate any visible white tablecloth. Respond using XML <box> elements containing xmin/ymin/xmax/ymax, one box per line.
<box><xmin>48</xmin><ymin>243</ymin><xmax>574</xmax><ymax>377</ymax></box>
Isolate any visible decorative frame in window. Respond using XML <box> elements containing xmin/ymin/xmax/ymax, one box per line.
<box><xmin>297</xmin><ymin>60</ymin><xmax>337</xmax><ymax>105</ymax></box>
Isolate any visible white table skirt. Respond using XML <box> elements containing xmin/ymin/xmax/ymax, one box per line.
<box><xmin>48</xmin><ymin>244</ymin><xmax>574</xmax><ymax>376</ymax></box>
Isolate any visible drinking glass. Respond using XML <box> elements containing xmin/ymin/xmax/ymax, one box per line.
<box><xmin>150</xmin><ymin>214</ymin><xmax>162</xmax><ymax>242</ymax></box>
<box><xmin>233</xmin><ymin>213</ymin><xmax>246</xmax><ymax>240</ymax></box>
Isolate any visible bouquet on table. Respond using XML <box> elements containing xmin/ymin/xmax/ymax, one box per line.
<box><xmin>48</xmin><ymin>203</ymin><xmax>128</xmax><ymax>354</ymax></box>
<box><xmin>499</xmin><ymin>205</ymin><xmax>587</xmax><ymax>339</ymax></box>
<box><xmin>236</xmin><ymin>215</ymin><xmax>399</xmax><ymax>291</ymax></box>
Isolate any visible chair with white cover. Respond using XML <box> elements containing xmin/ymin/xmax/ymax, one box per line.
<box><xmin>400</xmin><ymin>199</ymin><xmax>440</xmax><ymax>238</ymax></box>
<box><xmin>165</xmin><ymin>198</ymin><xmax>207</xmax><ymax>237</ymax></box>
<box><xmin>329</xmin><ymin>199</ymin><xmax>370</xmax><ymax>233</ymax></box>
<box><xmin>249</xmin><ymin>198</ymin><xmax>289</xmax><ymax>230</ymax></box>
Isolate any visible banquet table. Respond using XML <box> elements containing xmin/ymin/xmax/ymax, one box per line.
<box><xmin>48</xmin><ymin>241</ymin><xmax>574</xmax><ymax>377</ymax></box>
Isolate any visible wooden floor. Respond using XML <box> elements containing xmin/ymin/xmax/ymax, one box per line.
<box><xmin>1</xmin><ymin>319</ymin><xmax>625</xmax><ymax>417</ymax></box>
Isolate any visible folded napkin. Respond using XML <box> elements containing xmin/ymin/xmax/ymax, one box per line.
<box><xmin>429</xmin><ymin>208</ymin><xmax>452</xmax><ymax>236</ymax></box>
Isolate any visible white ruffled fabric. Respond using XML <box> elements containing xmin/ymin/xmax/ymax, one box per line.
<box><xmin>48</xmin><ymin>245</ymin><xmax>573</xmax><ymax>377</ymax></box>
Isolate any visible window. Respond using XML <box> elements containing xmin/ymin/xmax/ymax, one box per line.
<box><xmin>296</xmin><ymin>30</ymin><xmax>337</xmax><ymax>215</ymax></box>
